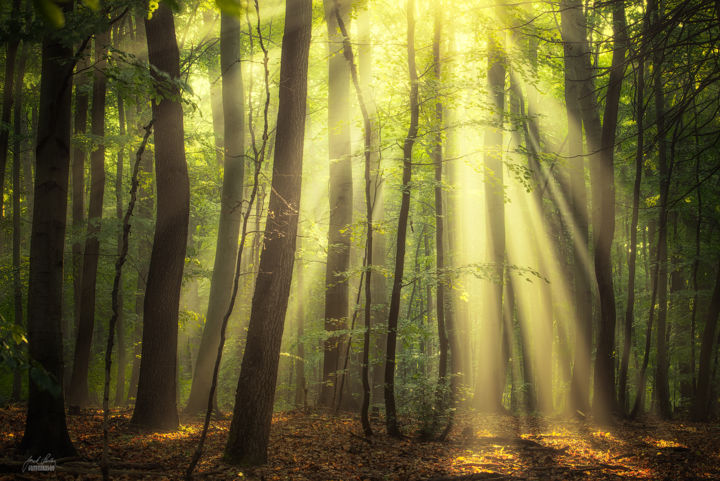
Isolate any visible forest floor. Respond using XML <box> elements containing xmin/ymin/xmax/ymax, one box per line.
<box><xmin>1</xmin><ymin>405</ymin><xmax>720</xmax><ymax>480</ymax></box>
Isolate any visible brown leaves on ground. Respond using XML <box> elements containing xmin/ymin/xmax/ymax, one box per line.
<box><xmin>1</xmin><ymin>405</ymin><xmax>720</xmax><ymax>480</ymax></box>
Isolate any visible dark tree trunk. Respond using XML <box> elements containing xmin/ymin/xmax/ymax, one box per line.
<box><xmin>561</xmin><ymin>0</ymin><xmax>592</xmax><ymax>415</ymax></box>
<box><xmin>224</xmin><ymin>0</ymin><xmax>311</xmax><ymax>465</ymax></box>
<box><xmin>692</xmin><ymin>261</ymin><xmax>720</xmax><ymax>421</ymax></box>
<box><xmin>69</xmin><ymin>30</ymin><xmax>110</xmax><ymax>410</ymax></box>
<box><xmin>0</xmin><ymin>0</ymin><xmax>20</xmax><ymax>217</ymax></box>
<box><xmin>126</xmin><ymin>14</ymin><xmax>152</xmax><ymax>406</ymax></box>
<box><xmin>114</xmin><ymin>92</ymin><xmax>126</xmax><ymax>406</ymax></box>
<box><xmin>11</xmin><ymin>40</ymin><xmax>28</xmax><ymax>402</ymax></box>
<box><xmin>619</xmin><ymin>53</ymin><xmax>645</xmax><ymax>414</ymax></box>
<box><xmin>385</xmin><ymin>0</ymin><xmax>418</xmax><ymax>437</ymax></box>
<box><xmin>649</xmin><ymin>0</ymin><xmax>672</xmax><ymax>419</ymax></box>
<box><xmin>481</xmin><ymin>3</ymin><xmax>507</xmax><ymax>412</ymax></box>
<box><xmin>70</xmin><ymin>48</ymin><xmax>90</xmax><ymax>379</ymax></box>
<box><xmin>130</xmin><ymin>3</ymin><xmax>190</xmax><ymax>431</ymax></box>
<box><xmin>319</xmin><ymin>0</ymin><xmax>353</xmax><ymax>409</ymax></box>
<box><xmin>185</xmin><ymin>11</ymin><xmax>245</xmax><ymax>416</ymax></box>
<box><xmin>356</xmin><ymin>3</ymin><xmax>387</xmax><ymax>412</ymax></box>
<box><xmin>20</xmin><ymin>6</ymin><xmax>77</xmax><ymax>457</ymax></box>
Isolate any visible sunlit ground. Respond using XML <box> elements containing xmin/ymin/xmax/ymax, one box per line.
<box><xmin>2</xmin><ymin>406</ymin><xmax>719</xmax><ymax>480</ymax></box>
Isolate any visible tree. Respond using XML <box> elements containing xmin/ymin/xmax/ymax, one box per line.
<box><xmin>185</xmin><ymin>9</ymin><xmax>245</xmax><ymax>416</ymax></box>
<box><xmin>130</xmin><ymin>2</ymin><xmax>190</xmax><ymax>431</ymax></box>
<box><xmin>69</xmin><ymin>29</ymin><xmax>110</xmax><ymax>410</ymax></box>
<box><xmin>224</xmin><ymin>0</ymin><xmax>311</xmax><ymax>465</ymax></box>
<box><xmin>385</xmin><ymin>0</ymin><xmax>418</xmax><ymax>437</ymax></box>
<box><xmin>691</xmin><ymin>260</ymin><xmax>720</xmax><ymax>421</ymax></box>
<box><xmin>319</xmin><ymin>0</ymin><xmax>353</xmax><ymax>409</ymax></box>
<box><xmin>0</xmin><ymin>0</ymin><xmax>21</xmax><ymax>217</ymax></box>
<box><xmin>20</xmin><ymin>2</ymin><xmax>77</xmax><ymax>457</ymax></box>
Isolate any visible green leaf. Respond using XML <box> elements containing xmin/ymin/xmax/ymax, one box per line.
<box><xmin>81</xmin><ymin>0</ymin><xmax>99</xmax><ymax>10</ymax></box>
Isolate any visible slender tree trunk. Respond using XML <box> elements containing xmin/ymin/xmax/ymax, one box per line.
<box><xmin>113</xmin><ymin>92</ymin><xmax>127</xmax><ymax>406</ymax></box>
<box><xmin>691</xmin><ymin>261</ymin><xmax>720</xmax><ymax>420</ymax></box>
<box><xmin>70</xmin><ymin>47</ymin><xmax>90</xmax><ymax>380</ymax></box>
<box><xmin>69</xmin><ymin>30</ymin><xmax>110</xmax><ymax>410</ymax></box>
<box><xmin>0</xmin><ymin>0</ymin><xmax>20</xmax><ymax>217</ymax></box>
<box><xmin>204</xmin><ymin>10</ymin><xmax>223</xmax><ymax>165</ymax></box>
<box><xmin>319</xmin><ymin>0</ymin><xmax>353</xmax><ymax>409</ymax></box>
<box><xmin>561</xmin><ymin>0</ymin><xmax>592</xmax><ymax>415</ymax></box>
<box><xmin>20</xmin><ymin>5</ymin><xmax>77</xmax><ymax>456</ymax></box>
<box><xmin>481</xmin><ymin>2</ymin><xmax>507</xmax><ymax>412</ymax></box>
<box><xmin>224</xmin><ymin>0</ymin><xmax>311</xmax><ymax>464</ymax></box>
<box><xmin>619</xmin><ymin>54</ymin><xmax>645</xmax><ymax>414</ymax></box>
<box><xmin>11</xmin><ymin>40</ymin><xmax>28</xmax><ymax>402</ymax></box>
<box><xmin>131</xmin><ymin>3</ymin><xmax>190</xmax><ymax>431</ymax></box>
<box><xmin>294</xmin><ymin>256</ymin><xmax>307</xmax><ymax>408</ymax></box>
<box><xmin>384</xmin><ymin>0</ymin><xmax>418</xmax><ymax>438</ymax></box>
<box><xmin>185</xmin><ymin>11</ymin><xmax>245</xmax><ymax>416</ymax></box>
<box><xmin>649</xmin><ymin>0</ymin><xmax>672</xmax><ymax>419</ymax></box>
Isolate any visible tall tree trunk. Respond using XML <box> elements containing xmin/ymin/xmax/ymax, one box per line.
<box><xmin>204</xmin><ymin>10</ymin><xmax>223</xmax><ymax>166</ymax></box>
<box><xmin>70</xmin><ymin>47</ymin><xmax>90</xmax><ymax>382</ymax></box>
<box><xmin>649</xmin><ymin>0</ymin><xmax>672</xmax><ymax>419</ymax></box>
<box><xmin>619</xmin><ymin>53</ymin><xmax>645</xmax><ymax>414</ymax></box>
<box><xmin>20</xmin><ymin>4</ymin><xmax>77</xmax><ymax>456</ymax></box>
<box><xmin>185</xmin><ymin>11</ymin><xmax>245</xmax><ymax>416</ymax></box>
<box><xmin>319</xmin><ymin>0</ymin><xmax>353</xmax><ymax>409</ymax></box>
<box><xmin>224</xmin><ymin>0</ymin><xmax>311</xmax><ymax>465</ymax></box>
<box><xmin>125</xmin><ymin>14</ymin><xmax>152</xmax><ymax>406</ymax></box>
<box><xmin>481</xmin><ymin>2</ymin><xmax>507</xmax><ymax>412</ymax></box>
<box><xmin>691</xmin><ymin>261</ymin><xmax>720</xmax><ymax>420</ymax></box>
<box><xmin>130</xmin><ymin>2</ymin><xmax>190</xmax><ymax>431</ymax></box>
<box><xmin>562</xmin><ymin>0</ymin><xmax>625</xmax><ymax>418</ymax></box>
<box><xmin>69</xmin><ymin>30</ymin><xmax>110</xmax><ymax>410</ymax></box>
<box><xmin>11</xmin><ymin>40</ymin><xmax>28</xmax><ymax>402</ymax></box>
<box><xmin>561</xmin><ymin>0</ymin><xmax>592</xmax><ymax>415</ymax></box>
<box><xmin>357</xmin><ymin>3</ymin><xmax>387</xmax><ymax>412</ymax></box>
<box><xmin>0</xmin><ymin>0</ymin><xmax>20</xmax><ymax>218</ymax></box>
<box><xmin>113</xmin><ymin>92</ymin><xmax>127</xmax><ymax>406</ymax></box>
<box><xmin>384</xmin><ymin>0</ymin><xmax>418</xmax><ymax>438</ymax></box>
<box><xmin>294</xmin><ymin>254</ymin><xmax>307</xmax><ymax>408</ymax></box>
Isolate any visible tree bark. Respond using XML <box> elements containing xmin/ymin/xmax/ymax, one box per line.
<box><xmin>480</xmin><ymin>2</ymin><xmax>507</xmax><ymax>412</ymax></box>
<box><xmin>619</xmin><ymin>53</ymin><xmax>645</xmax><ymax>414</ymax></box>
<box><xmin>319</xmin><ymin>0</ymin><xmax>353</xmax><ymax>409</ymax></box>
<box><xmin>113</xmin><ymin>91</ymin><xmax>127</xmax><ymax>406</ymax></box>
<box><xmin>224</xmin><ymin>0</ymin><xmax>311</xmax><ymax>465</ymax></box>
<box><xmin>561</xmin><ymin>0</ymin><xmax>592</xmax><ymax>415</ymax></box>
<box><xmin>130</xmin><ymin>3</ymin><xmax>190</xmax><ymax>431</ymax></box>
<box><xmin>691</xmin><ymin>261</ymin><xmax>720</xmax><ymax>420</ymax></box>
<box><xmin>68</xmin><ymin>30</ymin><xmax>110</xmax><ymax>410</ymax></box>
<box><xmin>385</xmin><ymin>0</ymin><xmax>418</xmax><ymax>437</ymax></box>
<box><xmin>20</xmin><ymin>5</ymin><xmax>77</xmax><ymax>456</ymax></box>
<box><xmin>0</xmin><ymin>0</ymin><xmax>21</xmax><ymax>218</ymax></box>
<box><xmin>11</xmin><ymin>40</ymin><xmax>28</xmax><ymax>402</ymax></box>
<box><xmin>185</xmin><ymin>11</ymin><xmax>245</xmax><ymax>416</ymax></box>
<box><xmin>649</xmin><ymin>0</ymin><xmax>672</xmax><ymax>419</ymax></box>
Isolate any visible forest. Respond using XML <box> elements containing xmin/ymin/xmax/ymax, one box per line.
<box><xmin>1</xmin><ymin>0</ymin><xmax>720</xmax><ymax>479</ymax></box>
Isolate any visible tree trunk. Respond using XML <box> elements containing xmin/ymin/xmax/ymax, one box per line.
<box><xmin>0</xmin><ymin>0</ymin><xmax>20</xmax><ymax>218</ymax></box>
<box><xmin>20</xmin><ymin>6</ymin><xmax>77</xmax><ymax>456</ymax></box>
<box><xmin>185</xmin><ymin>11</ymin><xmax>245</xmax><ymax>416</ymax></box>
<box><xmin>319</xmin><ymin>0</ymin><xmax>353</xmax><ymax>409</ymax></box>
<box><xmin>561</xmin><ymin>0</ymin><xmax>592</xmax><ymax>415</ymax></box>
<box><xmin>11</xmin><ymin>40</ymin><xmax>28</xmax><ymax>402</ymax></box>
<box><xmin>70</xmin><ymin>47</ymin><xmax>90</xmax><ymax>382</ymax></box>
<box><xmin>204</xmin><ymin>10</ymin><xmax>224</xmax><ymax>166</ymax></box>
<box><xmin>113</xmin><ymin>91</ymin><xmax>127</xmax><ymax>406</ymax></box>
<box><xmin>619</xmin><ymin>53</ymin><xmax>645</xmax><ymax>414</ymax></box>
<box><xmin>384</xmin><ymin>0</ymin><xmax>418</xmax><ymax>438</ymax></box>
<box><xmin>481</xmin><ymin>2</ymin><xmax>507</xmax><ymax>412</ymax></box>
<box><xmin>294</xmin><ymin>256</ymin><xmax>307</xmax><ymax>408</ymax></box>
<box><xmin>130</xmin><ymin>3</ymin><xmax>190</xmax><ymax>431</ymax></box>
<box><xmin>224</xmin><ymin>0</ymin><xmax>311</xmax><ymax>465</ymax></box>
<box><xmin>68</xmin><ymin>30</ymin><xmax>110</xmax><ymax>410</ymax></box>
<box><xmin>691</xmin><ymin>261</ymin><xmax>720</xmax><ymax>421</ymax></box>
<box><xmin>649</xmin><ymin>0</ymin><xmax>672</xmax><ymax>419</ymax></box>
